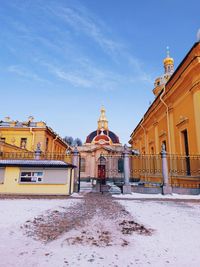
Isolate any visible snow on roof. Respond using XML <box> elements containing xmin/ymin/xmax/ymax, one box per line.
<box><xmin>0</xmin><ymin>160</ymin><xmax>75</xmax><ymax>168</ymax></box>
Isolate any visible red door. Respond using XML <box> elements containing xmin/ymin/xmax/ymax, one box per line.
<box><xmin>98</xmin><ymin>165</ymin><xmax>106</xmax><ymax>179</ymax></box>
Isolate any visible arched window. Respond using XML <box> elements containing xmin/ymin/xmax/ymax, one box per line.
<box><xmin>80</xmin><ymin>158</ymin><xmax>86</xmax><ymax>172</ymax></box>
<box><xmin>118</xmin><ymin>158</ymin><xmax>124</xmax><ymax>173</ymax></box>
<box><xmin>162</xmin><ymin>140</ymin><xmax>167</xmax><ymax>151</ymax></box>
<box><xmin>98</xmin><ymin>156</ymin><xmax>106</xmax><ymax>165</ymax></box>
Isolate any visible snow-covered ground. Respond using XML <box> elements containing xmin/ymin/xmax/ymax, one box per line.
<box><xmin>118</xmin><ymin>199</ymin><xmax>200</xmax><ymax>267</ymax></box>
<box><xmin>0</xmin><ymin>197</ymin><xmax>200</xmax><ymax>267</ymax></box>
<box><xmin>113</xmin><ymin>192</ymin><xmax>200</xmax><ymax>199</ymax></box>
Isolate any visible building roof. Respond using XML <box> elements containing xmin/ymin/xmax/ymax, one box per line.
<box><xmin>85</xmin><ymin>107</ymin><xmax>120</xmax><ymax>145</ymax></box>
<box><xmin>86</xmin><ymin>130</ymin><xmax>120</xmax><ymax>144</ymax></box>
<box><xmin>0</xmin><ymin>160</ymin><xmax>75</xmax><ymax>168</ymax></box>
<box><xmin>0</xmin><ymin>119</ymin><xmax>69</xmax><ymax>149</ymax></box>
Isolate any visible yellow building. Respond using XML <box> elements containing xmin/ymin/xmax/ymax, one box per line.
<box><xmin>130</xmin><ymin>42</ymin><xmax>200</xmax><ymax>156</ymax></box>
<box><xmin>0</xmin><ymin>116</ymin><xmax>70</xmax><ymax>154</ymax></box>
<box><xmin>0</xmin><ymin>159</ymin><xmax>74</xmax><ymax>195</ymax></box>
<box><xmin>129</xmin><ymin>42</ymin><xmax>200</xmax><ymax>192</ymax></box>
<box><xmin>0</xmin><ymin>140</ymin><xmax>30</xmax><ymax>154</ymax></box>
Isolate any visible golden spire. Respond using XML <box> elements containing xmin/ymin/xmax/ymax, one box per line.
<box><xmin>98</xmin><ymin>106</ymin><xmax>108</xmax><ymax>130</ymax></box>
<box><xmin>163</xmin><ymin>46</ymin><xmax>174</xmax><ymax>73</ymax></box>
<box><xmin>153</xmin><ymin>47</ymin><xmax>174</xmax><ymax>97</ymax></box>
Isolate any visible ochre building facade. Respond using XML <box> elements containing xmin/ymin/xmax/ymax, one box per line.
<box><xmin>129</xmin><ymin>42</ymin><xmax>200</xmax><ymax>156</ymax></box>
<box><xmin>0</xmin><ymin>117</ymin><xmax>70</xmax><ymax>154</ymax></box>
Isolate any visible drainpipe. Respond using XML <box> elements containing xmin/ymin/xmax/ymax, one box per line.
<box><xmin>160</xmin><ymin>86</ymin><xmax>172</xmax><ymax>155</ymax></box>
<box><xmin>29</xmin><ymin>127</ymin><xmax>35</xmax><ymax>151</ymax></box>
<box><xmin>160</xmin><ymin>86</ymin><xmax>173</xmax><ymax>179</ymax></box>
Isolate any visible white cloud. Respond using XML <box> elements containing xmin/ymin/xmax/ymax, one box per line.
<box><xmin>7</xmin><ymin>65</ymin><xmax>48</xmax><ymax>83</ymax></box>
<box><xmin>46</xmin><ymin>5</ymin><xmax>122</xmax><ymax>58</ymax></box>
<box><xmin>40</xmin><ymin>60</ymin><xmax>119</xmax><ymax>90</ymax></box>
<box><xmin>3</xmin><ymin>1</ymin><xmax>154</xmax><ymax>91</ymax></box>
<box><xmin>45</xmin><ymin>3</ymin><xmax>153</xmax><ymax>85</ymax></box>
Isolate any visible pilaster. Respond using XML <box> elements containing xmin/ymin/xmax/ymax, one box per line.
<box><xmin>192</xmin><ymin>89</ymin><xmax>200</xmax><ymax>153</ymax></box>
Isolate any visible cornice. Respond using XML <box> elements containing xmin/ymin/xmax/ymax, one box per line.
<box><xmin>176</xmin><ymin>116</ymin><xmax>189</xmax><ymax>128</ymax></box>
<box><xmin>159</xmin><ymin>130</ymin><xmax>167</xmax><ymax>138</ymax></box>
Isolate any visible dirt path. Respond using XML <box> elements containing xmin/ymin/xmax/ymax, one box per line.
<box><xmin>23</xmin><ymin>192</ymin><xmax>153</xmax><ymax>247</ymax></box>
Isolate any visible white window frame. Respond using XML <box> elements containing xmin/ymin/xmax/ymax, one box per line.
<box><xmin>19</xmin><ymin>171</ymin><xmax>44</xmax><ymax>183</ymax></box>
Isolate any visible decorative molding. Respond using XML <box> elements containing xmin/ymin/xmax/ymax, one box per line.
<box><xmin>168</xmin><ymin>105</ymin><xmax>174</xmax><ymax>113</ymax></box>
<box><xmin>176</xmin><ymin>116</ymin><xmax>189</xmax><ymax>128</ymax></box>
<box><xmin>190</xmin><ymin>80</ymin><xmax>200</xmax><ymax>94</ymax></box>
<box><xmin>159</xmin><ymin>130</ymin><xmax>167</xmax><ymax>138</ymax></box>
<box><xmin>148</xmin><ymin>139</ymin><xmax>155</xmax><ymax>145</ymax></box>
<box><xmin>153</xmin><ymin>120</ymin><xmax>158</xmax><ymax>126</ymax></box>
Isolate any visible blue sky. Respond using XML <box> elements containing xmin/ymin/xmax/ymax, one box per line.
<box><xmin>0</xmin><ymin>0</ymin><xmax>199</xmax><ymax>144</ymax></box>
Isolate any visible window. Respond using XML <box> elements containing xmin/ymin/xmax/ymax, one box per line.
<box><xmin>80</xmin><ymin>158</ymin><xmax>86</xmax><ymax>172</ymax></box>
<box><xmin>182</xmin><ymin>129</ymin><xmax>191</xmax><ymax>176</ymax></box>
<box><xmin>20</xmin><ymin>171</ymin><xmax>43</xmax><ymax>183</ymax></box>
<box><xmin>162</xmin><ymin>140</ymin><xmax>167</xmax><ymax>151</ymax></box>
<box><xmin>20</xmin><ymin>138</ymin><xmax>27</xmax><ymax>149</ymax></box>
<box><xmin>118</xmin><ymin>158</ymin><xmax>124</xmax><ymax>173</ymax></box>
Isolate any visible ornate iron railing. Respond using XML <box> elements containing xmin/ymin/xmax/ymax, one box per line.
<box><xmin>0</xmin><ymin>151</ymin><xmax>72</xmax><ymax>163</ymax></box>
<box><xmin>167</xmin><ymin>154</ymin><xmax>200</xmax><ymax>177</ymax></box>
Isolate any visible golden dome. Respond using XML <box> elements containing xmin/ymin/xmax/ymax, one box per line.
<box><xmin>163</xmin><ymin>57</ymin><xmax>174</xmax><ymax>65</ymax></box>
<box><xmin>163</xmin><ymin>46</ymin><xmax>174</xmax><ymax>65</ymax></box>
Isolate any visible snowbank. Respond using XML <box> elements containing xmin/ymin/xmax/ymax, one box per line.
<box><xmin>113</xmin><ymin>192</ymin><xmax>200</xmax><ymax>200</ymax></box>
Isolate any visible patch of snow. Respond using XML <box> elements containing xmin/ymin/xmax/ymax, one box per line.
<box><xmin>117</xmin><ymin>199</ymin><xmax>200</xmax><ymax>266</ymax></box>
<box><xmin>0</xmin><ymin>197</ymin><xmax>200</xmax><ymax>266</ymax></box>
<box><xmin>113</xmin><ymin>192</ymin><xmax>200</xmax><ymax>199</ymax></box>
<box><xmin>70</xmin><ymin>193</ymin><xmax>84</xmax><ymax>198</ymax></box>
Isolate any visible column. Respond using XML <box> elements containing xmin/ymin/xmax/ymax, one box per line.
<box><xmin>161</xmin><ymin>144</ymin><xmax>172</xmax><ymax>194</ymax></box>
<box><xmin>72</xmin><ymin>146</ymin><xmax>79</xmax><ymax>192</ymax></box>
<box><xmin>122</xmin><ymin>144</ymin><xmax>132</xmax><ymax>194</ymax></box>
<box><xmin>35</xmin><ymin>143</ymin><xmax>42</xmax><ymax>160</ymax></box>
<box><xmin>193</xmin><ymin>89</ymin><xmax>200</xmax><ymax>154</ymax></box>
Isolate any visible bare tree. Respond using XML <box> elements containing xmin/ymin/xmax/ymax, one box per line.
<box><xmin>63</xmin><ymin>136</ymin><xmax>82</xmax><ymax>147</ymax></box>
<box><xmin>73</xmin><ymin>138</ymin><xmax>82</xmax><ymax>146</ymax></box>
<box><xmin>63</xmin><ymin>136</ymin><xmax>74</xmax><ymax>146</ymax></box>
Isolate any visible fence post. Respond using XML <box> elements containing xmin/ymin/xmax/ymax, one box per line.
<box><xmin>161</xmin><ymin>144</ymin><xmax>172</xmax><ymax>194</ymax></box>
<box><xmin>72</xmin><ymin>146</ymin><xmax>79</xmax><ymax>192</ymax></box>
<box><xmin>122</xmin><ymin>144</ymin><xmax>132</xmax><ymax>194</ymax></box>
<box><xmin>35</xmin><ymin>143</ymin><xmax>42</xmax><ymax>160</ymax></box>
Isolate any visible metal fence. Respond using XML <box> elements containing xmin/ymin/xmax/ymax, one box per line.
<box><xmin>129</xmin><ymin>154</ymin><xmax>200</xmax><ymax>177</ymax></box>
<box><xmin>96</xmin><ymin>154</ymin><xmax>200</xmax><ymax>177</ymax></box>
<box><xmin>130</xmin><ymin>154</ymin><xmax>200</xmax><ymax>188</ymax></box>
<box><xmin>0</xmin><ymin>151</ymin><xmax>72</xmax><ymax>163</ymax></box>
<box><xmin>168</xmin><ymin>155</ymin><xmax>200</xmax><ymax>177</ymax></box>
